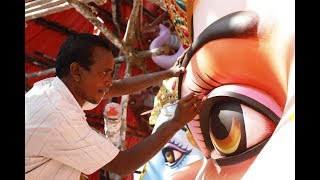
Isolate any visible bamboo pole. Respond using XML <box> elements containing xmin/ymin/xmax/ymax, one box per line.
<box><xmin>25</xmin><ymin>68</ymin><xmax>56</xmax><ymax>79</ymax></box>
<box><xmin>111</xmin><ymin>0</ymin><xmax>121</xmax><ymax>38</ymax></box>
<box><xmin>147</xmin><ymin>0</ymin><xmax>167</xmax><ymax>11</ymax></box>
<box><xmin>25</xmin><ymin>2</ymin><xmax>71</xmax><ymax>21</ymax></box>
<box><xmin>25</xmin><ymin>0</ymin><xmax>53</xmax><ymax>9</ymax></box>
<box><xmin>118</xmin><ymin>0</ymin><xmax>142</xmax><ymax>151</ymax></box>
<box><xmin>26</xmin><ymin>0</ymin><xmax>37</xmax><ymax>3</ymax></box>
<box><xmin>25</xmin><ymin>0</ymin><xmax>66</xmax><ymax>14</ymax></box>
<box><xmin>66</xmin><ymin>0</ymin><xmax>128</xmax><ymax>54</ymax></box>
<box><xmin>25</xmin><ymin>0</ymin><xmax>106</xmax><ymax>22</ymax></box>
<box><xmin>122</xmin><ymin>0</ymin><xmax>141</xmax><ymax>48</ymax></box>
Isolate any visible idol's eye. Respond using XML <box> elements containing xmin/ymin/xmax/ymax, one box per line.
<box><xmin>208</xmin><ymin>99</ymin><xmax>277</xmax><ymax>156</ymax></box>
<box><xmin>163</xmin><ymin>147</ymin><xmax>182</xmax><ymax>164</ymax></box>
<box><xmin>199</xmin><ymin>85</ymin><xmax>282</xmax><ymax>165</ymax></box>
<box><xmin>161</xmin><ymin>141</ymin><xmax>191</xmax><ymax>169</ymax></box>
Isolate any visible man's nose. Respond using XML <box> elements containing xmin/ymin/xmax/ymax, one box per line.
<box><xmin>106</xmin><ymin>80</ymin><xmax>112</xmax><ymax>87</ymax></box>
<box><xmin>105</xmin><ymin>75</ymin><xmax>112</xmax><ymax>86</ymax></box>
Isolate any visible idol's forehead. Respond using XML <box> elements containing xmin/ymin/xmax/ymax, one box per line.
<box><xmin>178</xmin><ymin>11</ymin><xmax>291</xmax><ymax>108</ymax></box>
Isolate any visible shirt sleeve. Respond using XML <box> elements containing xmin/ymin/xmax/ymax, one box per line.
<box><xmin>42</xmin><ymin>113</ymin><xmax>120</xmax><ymax>175</ymax></box>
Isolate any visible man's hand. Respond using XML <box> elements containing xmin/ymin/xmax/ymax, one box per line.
<box><xmin>170</xmin><ymin>92</ymin><xmax>207</xmax><ymax>129</ymax></box>
<box><xmin>168</xmin><ymin>48</ymin><xmax>189</xmax><ymax>77</ymax></box>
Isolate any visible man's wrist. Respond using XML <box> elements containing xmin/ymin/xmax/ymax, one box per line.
<box><xmin>163</xmin><ymin>69</ymin><xmax>174</xmax><ymax>79</ymax></box>
<box><xmin>165</xmin><ymin>117</ymin><xmax>183</xmax><ymax>132</ymax></box>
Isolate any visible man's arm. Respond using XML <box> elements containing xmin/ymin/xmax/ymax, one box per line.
<box><xmin>104</xmin><ymin>49</ymin><xmax>188</xmax><ymax>99</ymax></box>
<box><xmin>103</xmin><ymin>92</ymin><xmax>207</xmax><ymax>176</ymax></box>
<box><xmin>105</xmin><ymin>69</ymin><xmax>174</xmax><ymax>98</ymax></box>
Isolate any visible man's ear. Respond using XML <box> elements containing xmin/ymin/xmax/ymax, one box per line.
<box><xmin>70</xmin><ymin>62</ymin><xmax>81</xmax><ymax>82</ymax></box>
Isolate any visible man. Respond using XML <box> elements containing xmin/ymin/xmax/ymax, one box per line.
<box><xmin>25</xmin><ymin>33</ymin><xmax>207</xmax><ymax>179</ymax></box>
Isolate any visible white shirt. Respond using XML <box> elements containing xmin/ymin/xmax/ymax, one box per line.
<box><xmin>25</xmin><ymin>77</ymin><xmax>119</xmax><ymax>180</ymax></box>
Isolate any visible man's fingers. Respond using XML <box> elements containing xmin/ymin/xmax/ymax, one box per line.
<box><xmin>181</xmin><ymin>47</ymin><xmax>189</xmax><ymax>57</ymax></box>
<box><xmin>177</xmin><ymin>58</ymin><xmax>183</xmax><ymax>67</ymax></box>
<box><xmin>180</xmin><ymin>93</ymin><xmax>206</xmax><ymax>109</ymax></box>
<box><xmin>188</xmin><ymin>94</ymin><xmax>207</xmax><ymax>112</ymax></box>
<box><xmin>196</xmin><ymin>96</ymin><xmax>208</xmax><ymax>113</ymax></box>
<box><xmin>180</xmin><ymin>92</ymin><xmax>196</xmax><ymax>102</ymax></box>
<box><xmin>177</xmin><ymin>47</ymin><xmax>189</xmax><ymax>62</ymax></box>
<box><xmin>188</xmin><ymin>94</ymin><xmax>202</xmax><ymax>105</ymax></box>
<box><xmin>179</xmin><ymin>67</ymin><xmax>185</xmax><ymax>73</ymax></box>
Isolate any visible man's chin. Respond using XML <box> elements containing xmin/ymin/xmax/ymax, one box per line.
<box><xmin>92</xmin><ymin>93</ymin><xmax>105</xmax><ymax>104</ymax></box>
<box><xmin>82</xmin><ymin>100</ymin><xmax>100</xmax><ymax>110</ymax></box>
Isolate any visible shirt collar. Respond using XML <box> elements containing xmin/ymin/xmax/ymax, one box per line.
<box><xmin>51</xmin><ymin>76</ymin><xmax>85</xmax><ymax>117</ymax></box>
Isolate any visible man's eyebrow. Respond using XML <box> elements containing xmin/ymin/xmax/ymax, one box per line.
<box><xmin>104</xmin><ymin>68</ymin><xmax>113</xmax><ymax>71</ymax></box>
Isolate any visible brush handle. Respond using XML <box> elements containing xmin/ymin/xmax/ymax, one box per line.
<box><xmin>140</xmin><ymin>100</ymin><xmax>179</xmax><ymax>116</ymax></box>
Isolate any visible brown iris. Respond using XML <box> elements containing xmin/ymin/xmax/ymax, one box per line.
<box><xmin>210</xmin><ymin>117</ymin><xmax>242</xmax><ymax>154</ymax></box>
<box><xmin>208</xmin><ymin>100</ymin><xmax>246</xmax><ymax>156</ymax></box>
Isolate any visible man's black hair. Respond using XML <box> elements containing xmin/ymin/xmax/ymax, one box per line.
<box><xmin>55</xmin><ymin>33</ymin><xmax>112</xmax><ymax>78</ymax></box>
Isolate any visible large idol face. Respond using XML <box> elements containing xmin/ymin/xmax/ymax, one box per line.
<box><xmin>173</xmin><ymin>0</ymin><xmax>295</xmax><ymax>179</ymax></box>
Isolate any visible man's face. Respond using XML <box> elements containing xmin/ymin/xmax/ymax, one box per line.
<box><xmin>78</xmin><ymin>46</ymin><xmax>114</xmax><ymax>104</ymax></box>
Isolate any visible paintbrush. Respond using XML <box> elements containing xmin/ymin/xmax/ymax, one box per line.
<box><xmin>140</xmin><ymin>93</ymin><xmax>206</xmax><ymax>116</ymax></box>
<box><xmin>140</xmin><ymin>100</ymin><xmax>179</xmax><ymax>116</ymax></box>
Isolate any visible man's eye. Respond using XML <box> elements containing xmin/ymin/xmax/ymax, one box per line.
<box><xmin>106</xmin><ymin>71</ymin><xmax>114</xmax><ymax>75</ymax></box>
<box><xmin>101</xmin><ymin>71</ymin><xmax>112</xmax><ymax>76</ymax></box>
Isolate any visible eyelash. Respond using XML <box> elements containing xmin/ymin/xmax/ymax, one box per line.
<box><xmin>170</xmin><ymin>139</ymin><xmax>192</xmax><ymax>152</ymax></box>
